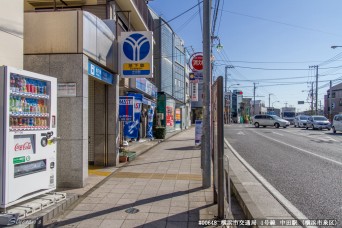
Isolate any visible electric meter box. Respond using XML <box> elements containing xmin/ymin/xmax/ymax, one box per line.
<box><xmin>0</xmin><ymin>66</ymin><xmax>57</xmax><ymax>208</ymax></box>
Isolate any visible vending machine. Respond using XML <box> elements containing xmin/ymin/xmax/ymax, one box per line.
<box><xmin>0</xmin><ymin>66</ymin><xmax>57</xmax><ymax>209</ymax></box>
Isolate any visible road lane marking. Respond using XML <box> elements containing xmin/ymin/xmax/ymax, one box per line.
<box><xmin>253</xmin><ymin>130</ymin><xmax>342</xmax><ymax>166</ymax></box>
<box><xmin>272</xmin><ymin>131</ymin><xmax>283</xmax><ymax>136</ymax></box>
<box><xmin>237</xmin><ymin>131</ymin><xmax>245</xmax><ymax>135</ymax></box>
<box><xmin>224</xmin><ymin>138</ymin><xmax>312</xmax><ymax>226</ymax></box>
<box><xmin>282</xmin><ymin>129</ymin><xmax>338</xmax><ymax>142</ymax></box>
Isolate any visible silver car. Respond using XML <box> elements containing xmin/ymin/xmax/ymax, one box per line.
<box><xmin>306</xmin><ymin>116</ymin><xmax>331</xmax><ymax>130</ymax></box>
<box><xmin>294</xmin><ymin>115</ymin><xmax>309</xmax><ymax>128</ymax></box>
<box><xmin>252</xmin><ymin>114</ymin><xmax>288</xmax><ymax>128</ymax></box>
<box><xmin>332</xmin><ymin>114</ymin><xmax>342</xmax><ymax>133</ymax></box>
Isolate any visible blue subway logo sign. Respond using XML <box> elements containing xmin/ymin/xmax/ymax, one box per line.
<box><xmin>119</xmin><ymin>31</ymin><xmax>153</xmax><ymax>78</ymax></box>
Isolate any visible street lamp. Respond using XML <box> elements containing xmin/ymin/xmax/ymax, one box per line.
<box><xmin>227</xmin><ymin>83</ymin><xmax>240</xmax><ymax>91</ymax></box>
<box><xmin>331</xmin><ymin>46</ymin><xmax>342</xmax><ymax>49</ymax></box>
<box><xmin>272</xmin><ymin>101</ymin><xmax>280</xmax><ymax>111</ymax></box>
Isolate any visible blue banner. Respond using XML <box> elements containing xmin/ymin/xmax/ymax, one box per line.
<box><xmin>146</xmin><ymin>107</ymin><xmax>154</xmax><ymax>138</ymax></box>
<box><xmin>119</xmin><ymin>96</ymin><xmax>134</xmax><ymax>121</ymax></box>
<box><xmin>124</xmin><ymin>93</ymin><xmax>143</xmax><ymax>139</ymax></box>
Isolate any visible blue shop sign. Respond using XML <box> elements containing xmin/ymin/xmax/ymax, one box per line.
<box><xmin>88</xmin><ymin>61</ymin><xmax>114</xmax><ymax>85</ymax></box>
<box><xmin>136</xmin><ymin>78</ymin><xmax>158</xmax><ymax>98</ymax></box>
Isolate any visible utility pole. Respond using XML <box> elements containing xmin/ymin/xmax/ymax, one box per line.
<box><xmin>253</xmin><ymin>83</ymin><xmax>257</xmax><ymax>115</ymax></box>
<box><xmin>224</xmin><ymin>66</ymin><xmax>228</xmax><ymax>93</ymax></box>
<box><xmin>202</xmin><ymin>0</ymin><xmax>211</xmax><ymax>188</ymax></box>
<box><xmin>309</xmin><ymin>65</ymin><xmax>319</xmax><ymax>114</ymax></box>
<box><xmin>311</xmin><ymin>82</ymin><xmax>314</xmax><ymax>115</ymax></box>
<box><xmin>268</xmin><ymin>93</ymin><xmax>273</xmax><ymax>109</ymax></box>
<box><xmin>284</xmin><ymin>102</ymin><xmax>288</xmax><ymax>107</ymax></box>
<box><xmin>330</xmin><ymin>81</ymin><xmax>332</xmax><ymax>121</ymax></box>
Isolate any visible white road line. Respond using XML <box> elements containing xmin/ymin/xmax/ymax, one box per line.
<box><xmin>272</xmin><ymin>131</ymin><xmax>284</xmax><ymax>136</ymax></box>
<box><xmin>224</xmin><ymin>138</ymin><xmax>312</xmax><ymax>226</ymax></box>
<box><xmin>282</xmin><ymin>129</ymin><xmax>338</xmax><ymax>142</ymax></box>
<box><xmin>237</xmin><ymin>131</ymin><xmax>245</xmax><ymax>135</ymax></box>
<box><xmin>253</xmin><ymin>130</ymin><xmax>342</xmax><ymax>166</ymax></box>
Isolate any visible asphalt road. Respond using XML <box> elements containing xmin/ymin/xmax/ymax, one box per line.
<box><xmin>224</xmin><ymin>124</ymin><xmax>342</xmax><ymax>226</ymax></box>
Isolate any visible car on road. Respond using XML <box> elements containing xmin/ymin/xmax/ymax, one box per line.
<box><xmin>294</xmin><ymin>115</ymin><xmax>309</xmax><ymax>128</ymax></box>
<box><xmin>332</xmin><ymin>114</ymin><xmax>342</xmax><ymax>133</ymax></box>
<box><xmin>306</xmin><ymin>115</ymin><xmax>331</xmax><ymax>130</ymax></box>
<box><xmin>252</xmin><ymin>114</ymin><xmax>289</xmax><ymax>128</ymax></box>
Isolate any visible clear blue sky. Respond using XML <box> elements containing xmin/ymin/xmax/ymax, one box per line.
<box><xmin>149</xmin><ymin>0</ymin><xmax>342</xmax><ymax>112</ymax></box>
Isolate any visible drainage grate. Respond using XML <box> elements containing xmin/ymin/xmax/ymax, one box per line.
<box><xmin>125</xmin><ymin>207</ymin><xmax>139</xmax><ymax>214</ymax></box>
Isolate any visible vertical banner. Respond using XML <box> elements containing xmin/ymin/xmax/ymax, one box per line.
<box><xmin>166</xmin><ymin>106</ymin><xmax>174</xmax><ymax>127</ymax></box>
<box><xmin>118</xmin><ymin>96</ymin><xmax>134</xmax><ymax>121</ymax></box>
<box><xmin>146</xmin><ymin>107</ymin><xmax>154</xmax><ymax>138</ymax></box>
<box><xmin>124</xmin><ymin>93</ymin><xmax>143</xmax><ymax>138</ymax></box>
<box><xmin>195</xmin><ymin>120</ymin><xmax>202</xmax><ymax>145</ymax></box>
<box><xmin>191</xmin><ymin>83</ymin><xmax>198</xmax><ymax>101</ymax></box>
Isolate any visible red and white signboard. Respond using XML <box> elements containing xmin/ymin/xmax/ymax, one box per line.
<box><xmin>189</xmin><ymin>52</ymin><xmax>203</xmax><ymax>72</ymax></box>
<box><xmin>13</xmin><ymin>135</ymin><xmax>35</xmax><ymax>155</ymax></box>
<box><xmin>191</xmin><ymin>83</ymin><xmax>198</xmax><ymax>102</ymax></box>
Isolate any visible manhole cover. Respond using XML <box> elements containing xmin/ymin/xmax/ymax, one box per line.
<box><xmin>125</xmin><ymin>207</ymin><xmax>139</xmax><ymax>214</ymax></box>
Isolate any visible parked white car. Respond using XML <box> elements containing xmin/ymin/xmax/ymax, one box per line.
<box><xmin>294</xmin><ymin>115</ymin><xmax>309</xmax><ymax>128</ymax></box>
<box><xmin>332</xmin><ymin>114</ymin><xmax>342</xmax><ymax>133</ymax></box>
<box><xmin>306</xmin><ymin>116</ymin><xmax>331</xmax><ymax>130</ymax></box>
<box><xmin>252</xmin><ymin>114</ymin><xmax>288</xmax><ymax>128</ymax></box>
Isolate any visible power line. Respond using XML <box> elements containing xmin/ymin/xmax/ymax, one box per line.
<box><xmin>154</xmin><ymin>1</ymin><xmax>203</xmax><ymax>30</ymax></box>
<box><xmin>220</xmin><ymin>65</ymin><xmax>342</xmax><ymax>71</ymax></box>
<box><xmin>220</xmin><ymin>9</ymin><xmax>341</xmax><ymax>37</ymax></box>
<box><xmin>214</xmin><ymin>59</ymin><xmax>342</xmax><ymax>64</ymax></box>
<box><xmin>197</xmin><ymin>0</ymin><xmax>203</xmax><ymax>33</ymax></box>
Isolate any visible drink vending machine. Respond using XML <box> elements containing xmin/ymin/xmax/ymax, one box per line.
<box><xmin>0</xmin><ymin>66</ymin><xmax>57</xmax><ymax>209</ymax></box>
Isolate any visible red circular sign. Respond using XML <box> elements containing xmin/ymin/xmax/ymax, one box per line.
<box><xmin>189</xmin><ymin>53</ymin><xmax>203</xmax><ymax>71</ymax></box>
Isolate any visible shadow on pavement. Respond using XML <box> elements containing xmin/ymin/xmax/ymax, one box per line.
<box><xmin>166</xmin><ymin>146</ymin><xmax>198</xmax><ymax>151</ymax></box>
<box><xmin>47</xmin><ymin>187</ymin><xmax>205</xmax><ymax>227</ymax></box>
<box><xmin>124</xmin><ymin>156</ymin><xmax>200</xmax><ymax>168</ymax></box>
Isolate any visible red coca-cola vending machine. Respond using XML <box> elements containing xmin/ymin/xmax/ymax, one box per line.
<box><xmin>0</xmin><ymin>66</ymin><xmax>57</xmax><ymax>208</ymax></box>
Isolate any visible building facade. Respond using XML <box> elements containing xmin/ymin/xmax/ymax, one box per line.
<box><xmin>24</xmin><ymin>0</ymin><xmax>154</xmax><ymax>188</ymax></box>
<box><xmin>324</xmin><ymin>83</ymin><xmax>342</xmax><ymax>120</ymax></box>
<box><xmin>0</xmin><ymin>0</ymin><xmax>23</xmax><ymax>68</ymax></box>
<box><xmin>151</xmin><ymin>11</ymin><xmax>190</xmax><ymax>132</ymax></box>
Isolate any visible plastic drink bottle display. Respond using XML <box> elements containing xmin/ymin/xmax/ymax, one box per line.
<box><xmin>10</xmin><ymin>75</ymin><xmax>15</xmax><ymax>92</ymax></box>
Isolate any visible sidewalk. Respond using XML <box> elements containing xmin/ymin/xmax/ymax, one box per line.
<box><xmin>46</xmin><ymin>128</ymin><xmax>224</xmax><ymax>228</ymax></box>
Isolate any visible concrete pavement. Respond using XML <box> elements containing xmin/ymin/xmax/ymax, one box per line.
<box><xmin>46</xmin><ymin>128</ymin><xmax>233</xmax><ymax>228</ymax></box>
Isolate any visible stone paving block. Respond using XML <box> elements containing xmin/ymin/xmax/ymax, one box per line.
<box><xmin>99</xmin><ymin>219</ymin><xmax>124</xmax><ymax>228</ymax></box>
<box><xmin>167</xmin><ymin>212</ymin><xmax>189</xmax><ymax>222</ymax></box>
<box><xmin>104</xmin><ymin>210</ymin><xmax>128</xmax><ymax>220</ymax></box>
<box><xmin>73</xmin><ymin>203</ymin><xmax>97</xmax><ymax>211</ymax></box>
<box><xmin>169</xmin><ymin>207</ymin><xmax>188</xmax><ymax>214</ymax></box>
<box><xmin>165</xmin><ymin>221</ymin><xmax>188</xmax><ymax>228</ymax></box>
<box><xmin>121</xmin><ymin>219</ymin><xmax>146</xmax><ymax>228</ymax></box>
<box><xmin>126</xmin><ymin>212</ymin><xmax>149</xmax><ymax>220</ymax></box>
<box><xmin>146</xmin><ymin>213</ymin><xmax>169</xmax><ymax>221</ymax></box>
<box><xmin>152</xmin><ymin>199</ymin><xmax>171</xmax><ymax>207</ymax></box>
<box><xmin>150</xmin><ymin>206</ymin><xmax>170</xmax><ymax>214</ymax></box>
<box><xmin>143</xmin><ymin>221</ymin><xmax>167</xmax><ymax>228</ymax></box>
<box><xmin>116</xmin><ymin>198</ymin><xmax>136</xmax><ymax>205</ymax></box>
<box><xmin>76</xmin><ymin>219</ymin><xmax>103</xmax><ymax>228</ymax></box>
